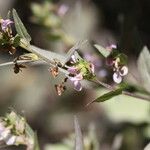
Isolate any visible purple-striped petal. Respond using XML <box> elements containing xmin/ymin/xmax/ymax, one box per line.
<box><xmin>69</xmin><ymin>73</ymin><xmax>83</xmax><ymax>81</ymax></box>
<box><xmin>73</xmin><ymin>80</ymin><xmax>82</xmax><ymax>91</ymax></box>
<box><xmin>119</xmin><ymin>66</ymin><xmax>128</xmax><ymax>76</ymax></box>
<box><xmin>1</xmin><ymin>19</ymin><xmax>13</xmax><ymax>31</ymax></box>
<box><xmin>113</xmin><ymin>72</ymin><xmax>122</xmax><ymax>84</ymax></box>
<box><xmin>68</xmin><ymin>66</ymin><xmax>78</xmax><ymax>74</ymax></box>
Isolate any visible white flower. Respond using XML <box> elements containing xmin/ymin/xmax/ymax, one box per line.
<box><xmin>5</xmin><ymin>135</ymin><xmax>16</xmax><ymax>145</ymax></box>
<box><xmin>0</xmin><ymin>128</ymin><xmax>11</xmax><ymax>141</ymax></box>
<box><xmin>113</xmin><ymin>72</ymin><xmax>122</xmax><ymax>84</ymax></box>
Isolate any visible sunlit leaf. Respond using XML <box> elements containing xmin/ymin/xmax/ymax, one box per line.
<box><xmin>137</xmin><ymin>46</ymin><xmax>150</xmax><ymax>93</ymax></box>
<box><xmin>94</xmin><ymin>88</ymin><xmax>123</xmax><ymax>102</ymax></box>
<box><xmin>94</xmin><ymin>44</ymin><xmax>111</xmax><ymax>58</ymax></box>
<box><xmin>74</xmin><ymin>116</ymin><xmax>84</xmax><ymax>150</ymax></box>
<box><xmin>12</xmin><ymin>9</ymin><xmax>31</xmax><ymax>44</ymax></box>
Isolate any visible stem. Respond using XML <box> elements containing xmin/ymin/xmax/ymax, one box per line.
<box><xmin>19</xmin><ymin>40</ymin><xmax>68</xmax><ymax>75</ymax></box>
<box><xmin>91</xmin><ymin>78</ymin><xmax>150</xmax><ymax>103</ymax></box>
<box><xmin>19</xmin><ymin>40</ymin><xmax>150</xmax><ymax>102</ymax></box>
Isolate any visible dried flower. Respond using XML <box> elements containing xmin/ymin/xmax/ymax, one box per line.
<box><xmin>55</xmin><ymin>84</ymin><xmax>66</xmax><ymax>95</ymax></box>
<box><xmin>13</xmin><ymin>63</ymin><xmax>26</xmax><ymax>74</ymax></box>
<box><xmin>49</xmin><ymin>66</ymin><xmax>59</xmax><ymax>77</ymax></box>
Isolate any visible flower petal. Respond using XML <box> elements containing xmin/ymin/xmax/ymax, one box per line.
<box><xmin>69</xmin><ymin>73</ymin><xmax>83</xmax><ymax>81</ymax></box>
<box><xmin>113</xmin><ymin>72</ymin><xmax>122</xmax><ymax>84</ymax></box>
<box><xmin>70</xmin><ymin>55</ymin><xmax>77</xmax><ymax>63</ymax></box>
<box><xmin>5</xmin><ymin>135</ymin><xmax>16</xmax><ymax>145</ymax></box>
<box><xmin>1</xmin><ymin>19</ymin><xmax>13</xmax><ymax>31</ymax></box>
<box><xmin>68</xmin><ymin>66</ymin><xmax>78</xmax><ymax>74</ymax></box>
<box><xmin>58</xmin><ymin>4</ymin><xmax>69</xmax><ymax>16</ymax></box>
<box><xmin>74</xmin><ymin>80</ymin><xmax>82</xmax><ymax>91</ymax></box>
<box><xmin>119</xmin><ymin>66</ymin><xmax>128</xmax><ymax>76</ymax></box>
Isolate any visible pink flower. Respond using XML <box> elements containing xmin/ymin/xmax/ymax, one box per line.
<box><xmin>58</xmin><ymin>4</ymin><xmax>69</xmax><ymax>17</ymax></box>
<box><xmin>106</xmin><ymin>44</ymin><xmax>117</xmax><ymax>51</ymax></box>
<box><xmin>1</xmin><ymin>19</ymin><xmax>13</xmax><ymax>32</ymax></box>
<box><xmin>113</xmin><ymin>66</ymin><xmax>128</xmax><ymax>84</ymax></box>
<box><xmin>69</xmin><ymin>73</ymin><xmax>83</xmax><ymax>91</ymax></box>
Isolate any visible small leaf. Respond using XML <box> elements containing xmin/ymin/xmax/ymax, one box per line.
<box><xmin>12</xmin><ymin>9</ymin><xmax>31</xmax><ymax>43</ymax></box>
<box><xmin>74</xmin><ymin>116</ymin><xmax>84</xmax><ymax>150</ymax></box>
<box><xmin>95</xmin><ymin>88</ymin><xmax>123</xmax><ymax>102</ymax></box>
<box><xmin>12</xmin><ymin>34</ymin><xmax>20</xmax><ymax>47</ymax></box>
<box><xmin>94</xmin><ymin>44</ymin><xmax>111</xmax><ymax>58</ymax></box>
<box><xmin>7</xmin><ymin>10</ymin><xmax>11</xmax><ymax>19</ymax></box>
<box><xmin>33</xmin><ymin>133</ymin><xmax>40</xmax><ymax>150</ymax></box>
<box><xmin>117</xmin><ymin>53</ymin><xmax>128</xmax><ymax>65</ymax></box>
<box><xmin>137</xmin><ymin>46</ymin><xmax>150</xmax><ymax>93</ymax></box>
<box><xmin>63</xmin><ymin>40</ymin><xmax>87</xmax><ymax>65</ymax></box>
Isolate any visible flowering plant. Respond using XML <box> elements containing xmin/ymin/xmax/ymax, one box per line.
<box><xmin>0</xmin><ymin>6</ymin><xmax>149</xmax><ymax>150</ymax></box>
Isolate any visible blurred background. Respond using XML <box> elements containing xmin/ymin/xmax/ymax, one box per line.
<box><xmin>0</xmin><ymin>0</ymin><xmax>150</xmax><ymax>149</ymax></box>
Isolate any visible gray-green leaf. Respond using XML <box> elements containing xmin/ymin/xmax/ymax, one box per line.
<box><xmin>137</xmin><ymin>46</ymin><xmax>150</xmax><ymax>93</ymax></box>
<box><xmin>63</xmin><ymin>40</ymin><xmax>87</xmax><ymax>65</ymax></box>
<box><xmin>12</xmin><ymin>9</ymin><xmax>31</xmax><ymax>44</ymax></box>
<box><xmin>94</xmin><ymin>44</ymin><xmax>111</xmax><ymax>58</ymax></box>
<box><xmin>74</xmin><ymin>116</ymin><xmax>84</xmax><ymax>150</ymax></box>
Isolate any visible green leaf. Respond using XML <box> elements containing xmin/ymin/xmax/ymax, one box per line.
<box><xmin>94</xmin><ymin>44</ymin><xmax>111</xmax><ymax>58</ymax></box>
<box><xmin>13</xmin><ymin>34</ymin><xmax>20</xmax><ymax>47</ymax></box>
<box><xmin>74</xmin><ymin>116</ymin><xmax>84</xmax><ymax>150</ymax></box>
<box><xmin>95</xmin><ymin>88</ymin><xmax>123</xmax><ymax>102</ymax></box>
<box><xmin>7</xmin><ymin>10</ymin><xmax>11</xmax><ymax>19</ymax></box>
<box><xmin>12</xmin><ymin>9</ymin><xmax>31</xmax><ymax>44</ymax></box>
<box><xmin>63</xmin><ymin>40</ymin><xmax>87</xmax><ymax>65</ymax></box>
<box><xmin>29</xmin><ymin>45</ymin><xmax>66</xmax><ymax>65</ymax></box>
<box><xmin>117</xmin><ymin>53</ymin><xmax>128</xmax><ymax>65</ymax></box>
<box><xmin>33</xmin><ymin>133</ymin><xmax>40</xmax><ymax>150</ymax></box>
<box><xmin>137</xmin><ymin>46</ymin><xmax>150</xmax><ymax>93</ymax></box>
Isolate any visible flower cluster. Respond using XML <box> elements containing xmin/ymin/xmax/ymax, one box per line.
<box><xmin>67</xmin><ymin>55</ymin><xmax>95</xmax><ymax>91</ymax></box>
<box><xmin>51</xmin><ymin>53</ymin><xmax>95</xmax><ymax>95</ymax></box>
<box><xmin>0</xmin><ymin>111</ymin><xmax>34</xmax><ymax>150</ymax></box>
<box><xmin>0</xmin><ymin>18</ymin><xmax>20</xmax><ymax>54</ymax></box>
<box><xmin>84</xmin><ymin>52</ymin><xmax>107</xmax><ymax>79</ymax></box>
<box><xmin>106</xmin><ymin>45</ymin><xmax>128</xmax><ymax>84</ymax></box>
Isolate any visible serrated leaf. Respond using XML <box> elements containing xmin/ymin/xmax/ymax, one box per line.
<box><xmin>137</xmin><ymin>46</ymin><xmax>150</xmax><ymax>93</ymax></box>
<box><xmin>94</xmin><ymin>44</ymin><xmax>111</xmax><ymax>58</ymax></box>
<box><xmin>74</xmin><ymin>116</ymin><xmax>84</xmax><ymax>150</ymax></box>
<box><xmin>12</xmin><ymin>9</ymin><xmax>31</xmax><ymax>43</ymax></box>
<box><xmin>95</xmin><ymin>88</ymin><xmax>123</xmax><ymax>102</ymax></box>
